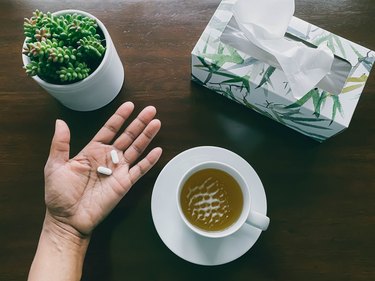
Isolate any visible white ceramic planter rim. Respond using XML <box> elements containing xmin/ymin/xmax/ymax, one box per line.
<box><xmin>22</xmin><ymin>10</ymin><xmax>112</xmax><ymax>90</ymax></box>
<box><xmin>22</xmin><ymin>9</ymin><xmax>124</xmax><ymax>111</ymax></box>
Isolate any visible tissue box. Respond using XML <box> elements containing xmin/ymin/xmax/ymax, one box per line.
<box><xmin>191</xmin><ymin>0</ymin><xmax>374</xmax><ymax>142</ymax></box>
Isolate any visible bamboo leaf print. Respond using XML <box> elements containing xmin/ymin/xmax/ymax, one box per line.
<box><xmin>196</xmin><ymin>36</ymin><xmax>246</xmax><ymax>85</ymax></box>
<box><xmin>224</xmin><ymin>88</ymin><xmax>237</xmax><ymax>100</ymax></box>
<box><xmin>342</xmin><ymin>84</ymin><xmax>363</xmax><ymax>93</ymax></box>
<box><xmin>218</xmin><ymin>43</ymin><xmax>224</xmax><ymax>55</ymax></box>
<box><xmin>282</xmin><ymin>115</ymin><xmax>327</xmax><ymax>122</ymax></box>
<box><xmin>242</xmin><ymin>93</ymin><xmax>259</xmax><ymax>111</ymax></box>
<box><xmin>311</xmin><ymin>90</ymin><xmax>321</xmax><ymax>113</ymax></box>
<box><xmin>340</xmin><ymin>74</ymin><xmax>368</xmax><ymax>94</ymax></box>
<box><xmin>269</xmin><ymin>108</ymin><xmax>285</xmax><ymax>124</ymax></box>
<box><xmin>268</xmin><ymin>105</ymin><xmax>330</xmax><ymax>130</ymax></box>
<box><xmin>313</xmin><ymin>91</ymin><xmax>329</xmax><ymax>117</ymax></box>
<box><xmin>330</xmin><ymin>95</ymin><xmax>343</xmax><ymax>124</ymax></box>
<box><xmin>346</xmin><ymin>74</ymin><xmax>368</xmax><ymax>83</ymax></box>
<box><xmin>226</xmin><ymin>57</ymin><xmax>258</xmax><ymax>71</ymax></box>
<box><xmin>327</xmin><ymin>35</ymin><xmax>335</xmax><ymax>52</ymax></box>
<box><xmin>191</xmin><ymin>73</ymin><xmax>204</xmax><ymax>85</ymax></box>
<box><xmin>313</xmin><ymin>34</ymin><xmax>344</xmax><ymax>54</ymax></box>
<box><xmin>203</xmin><ymin>45</ymin><xmax>244</xmax><ymax>67</ymax></box>
<box><xmin>350</xmin><ymin>44</ymin><xmax>363</xmax><ymax>59</ymax></box>
<box><xmin>221</xmin><ymin>75</ymin><xmax>251</xmax><ymax>93</ymax></box>
<box><xmin>313</xmin><ymin>34</ymin><xmax>330</xmax><ymax>47</ymax></box>
<box><xmin>362</xmin><ymin>56</ymin><xmax>375</xmax><ymax>72</ymax></box>
<box><xmin>283</xmin><ymin>88</ymin><xmax>342</xmax><ymax>124</ymax></box>
<box><xmin>285</xmin><ymin>89</ymin><xmax>317</xmax><ymax>109</ymax></box>
<box><xmin>196</xmin><ymin>56</ymin><xmax>217</xmax><ymax>84</ymax></box>
<box><xmin>349</xmin><ymin>46</ymin><xmax>374</xmax><ymax>72</ymax></box>
<box><xmin>291</xmin><ymin>120</ymin><xmax>332</xmax><ymax>130</ymax></box>
<box><xmin>333</xmin><ymin>35</ymin><xmax>346</xmax><ymax>58</ymax></box>
<box><xmin>203</xmin><ymin>34</ymin><xmax>209</xmax><ymax>54</ymax></box>
<box><xmin>256</xmin><ymin>66</ymin><xmax>276</xmax><ymax>89</ymax></box>
<box><xmin>208</xmin><ymin>70</ymin><xmax>240</xmax><ymax>80</ymax></box>
<box><xmin>204</xmin><ymin>72</ymin><xmax>213</xmax><ymax>85</ymax></box>
<box><xmin>305</xmin><ymin>24</ymin><xmax>312</xmax><ymax>40</ymax></box>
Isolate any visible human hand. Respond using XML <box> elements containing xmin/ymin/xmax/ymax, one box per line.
<box><xmin>43</xmin><ymin>102</ymin><xmax>162</xmax><ymax>238</ymax></box>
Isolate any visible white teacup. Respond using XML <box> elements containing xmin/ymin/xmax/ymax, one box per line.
<box><xmin>176</xmin><ymin>161</ymin><xmax>270</xmax><ymax>238</ymax></box>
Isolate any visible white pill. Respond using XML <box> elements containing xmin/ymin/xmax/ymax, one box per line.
<box><xmin>97</xmin><ymin>166</ymin><xmax>112</xmax><ymax>176</ymax></box>
<box><xmin>110</xmin><ymin>149</ymin><xmax>119</xmax><ymax>164</ymax></box>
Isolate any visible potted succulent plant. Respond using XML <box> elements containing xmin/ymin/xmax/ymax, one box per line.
<box><xmin>22</xmin><ymin>9</ymin><xmax>124</xmax><ymax>111</ymax></box>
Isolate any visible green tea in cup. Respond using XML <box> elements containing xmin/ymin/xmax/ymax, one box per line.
<box><xmin>176</xmin><ymin>161</ymin><xmax>269</xmax><ymax>238</ymax></box>
<box><xmin>179</xmin><ymin>168</ymin><xmax>243</xmax><ymax>232</ymax></box>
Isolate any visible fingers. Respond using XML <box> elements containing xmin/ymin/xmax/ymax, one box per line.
<box><xmin>123</xmin><ymin>119</ymin><xmax>161</xmax><ymax>165</ymax></box>
<box><xmin>49</xmin><ymin>119</ymin><xmax>70</xmax><ymax>163</ymax></box>
<box><xmin>113</xmin><ymin>105</ymin><xmax>157</xmax><ymax>151</ymax></box>
<box><xmin>128</xmin><ymin>147</ymin><xmax>163</xmax><ymax>185</ymax></box>
<box><xmin>92</xmin><ymin>102</ymin><xmax>135</xmax><ymax>144</ymax></box>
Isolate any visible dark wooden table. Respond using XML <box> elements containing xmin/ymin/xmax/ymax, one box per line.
<box><xmin>1</xmin><ymin>0</ymin><xmax>374</xmax><ymax>280</ymax></box>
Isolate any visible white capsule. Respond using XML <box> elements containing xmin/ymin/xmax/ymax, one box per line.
<box><xmin>110</xmin><ymin>149</ymin><xmax>119</xmax><ymax>164</ymax></box>
<box><xmin>97</xmin><ymin>166</ymin><xmax>112</xmax><ymax>176</ymax></box>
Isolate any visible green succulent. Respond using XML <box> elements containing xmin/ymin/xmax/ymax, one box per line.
<box><xmin>23</xmin><ymin>9</ymin><xmax>106</xmax><ymax>84</ymax></box>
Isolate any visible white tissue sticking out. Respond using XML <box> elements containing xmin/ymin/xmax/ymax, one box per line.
<box><xmin>233</xmin><ymin>0</ymin><xmax>334</xmax><ymax>98</ymax></box>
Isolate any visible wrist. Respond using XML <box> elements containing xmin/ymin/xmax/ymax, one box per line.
<box><xmin>28</xmin><ymin>213</ymin><xmax>90</xmax><ymax>281</ymax></box>
<box><xmin>43</xmin><ymin>212</ymin><xmax>91</xmax><ymax>250</ymax></box>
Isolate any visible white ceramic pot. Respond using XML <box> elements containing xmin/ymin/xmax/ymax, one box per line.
<box><xmin>22</xmin><ymin>10</ymin><xmax>124</xmax><ymax>111</ymax></box>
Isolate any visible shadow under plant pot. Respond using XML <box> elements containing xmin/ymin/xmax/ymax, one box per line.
<box><xmin>22</xmin><ymin>10</ymin><xmax>124</xmax><ymax>111</ymax></box>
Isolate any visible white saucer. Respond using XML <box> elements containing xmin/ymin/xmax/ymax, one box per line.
<box><xmin>151</xmin><ymin>146</ymin><xmax>268</xmax><ymax>266</ymax></box>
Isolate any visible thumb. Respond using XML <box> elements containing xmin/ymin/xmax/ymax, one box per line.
<box><xmin>49</xmin><ymin>119</ymin><xmax>70</xmax><ymax>163</ymax></box>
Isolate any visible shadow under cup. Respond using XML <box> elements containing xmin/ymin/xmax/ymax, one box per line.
<box><xmin>176</xmin><ymin>161</ymin><xmax>269</xmax><ymax>239</ymax></box>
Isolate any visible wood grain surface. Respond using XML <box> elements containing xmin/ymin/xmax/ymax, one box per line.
<box><xmin>0</xmin><ymin>0</ymin><xmax>374</xmax><ymax>280</ymax></box>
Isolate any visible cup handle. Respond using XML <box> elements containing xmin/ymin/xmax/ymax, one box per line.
<box><xmin>245</xmin><ymin>210</ymin><xmax>270</xmax><ymax>231</ymax></box>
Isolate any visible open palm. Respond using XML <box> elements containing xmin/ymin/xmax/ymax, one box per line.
<box><xmin>44</xmin><ymin>102</ymin><xmax>162</xmax><ymax>236</ymax></box>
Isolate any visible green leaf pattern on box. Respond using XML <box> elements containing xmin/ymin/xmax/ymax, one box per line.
<box><xmin>191</xmin><ymin>0</ymin><xmax>374</xmax><ymax>141</ymax></box>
